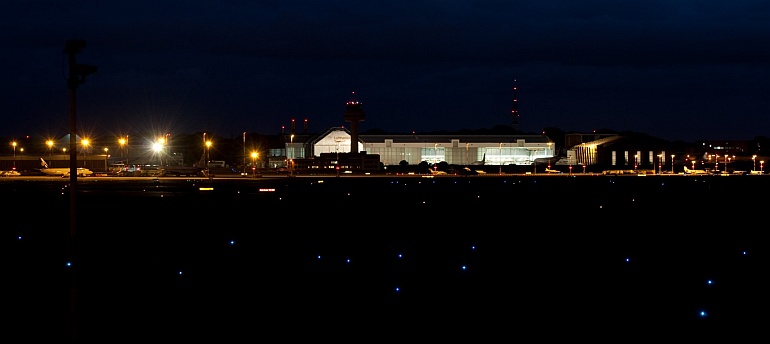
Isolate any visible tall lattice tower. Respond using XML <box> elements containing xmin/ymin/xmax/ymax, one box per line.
<box><xmin>344</xmin><ymin>91</ymin><xmax>365</xmax><ymax>153</ymax></box>
<box><xmin>511</xmin><ymin>79</ymin><xmax>520</xmax><ymax>129</ymax></box>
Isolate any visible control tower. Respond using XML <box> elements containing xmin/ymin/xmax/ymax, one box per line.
<box><xmin>344</xmin><ymin>91</ymin><xmax>365</xmax><ymax>153</ymax></box>
<box><xmin>511</xmin><ymin>79</ymin><xmax>520</xmax><ymax>129</ymax></box>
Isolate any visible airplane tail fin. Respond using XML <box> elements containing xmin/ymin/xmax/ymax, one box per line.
<box><xmin>471</xmin><ymin>153</ymin><xmax>486</xmax><ymax>165</ymax></box>
<box><xmin>40</xmin><ymin>158</ymin><xmax>49</xmax><ymax>168</ymax></box>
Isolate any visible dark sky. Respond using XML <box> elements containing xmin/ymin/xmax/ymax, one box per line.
<box><xmin>3</xmin><ymin>1</ymin><xmax>770</xmax><ymax>142</ymax></box>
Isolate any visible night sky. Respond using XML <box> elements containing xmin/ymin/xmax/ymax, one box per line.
<box><xmin>3</xmin><ymin>1</ymin><xmax>770</xmax><ymax>142</ymax></box>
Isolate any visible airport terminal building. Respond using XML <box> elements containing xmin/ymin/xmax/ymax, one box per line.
<box><xmin>280</xmin><ymin>127</ymin><xmax>556</xmax><ymax>172</ymax></box>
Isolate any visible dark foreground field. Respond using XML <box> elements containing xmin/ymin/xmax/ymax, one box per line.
<box><xmin>3</xmin><ymin>175</ymin><xmax>768</xmax><ymax>340</ymax></box>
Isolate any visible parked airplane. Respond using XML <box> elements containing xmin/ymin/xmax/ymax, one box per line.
<box><xmin>39</xmin><ymin>158</ymin><xmax>93</xmax><ymax>177</ymax></box>
<box><xmin>470</xmin><ymin>153</ymin><xmax>485</xmax><ymax>165</ymax></box>
<box><xmin>0</xmin><ymin>170</ymin><xmax>21</xmax><ymax>176</ymax></box>
<box><xmin>159</xmin><ymin>166</ymin><xmax>205</xmax><ymax>177</ymax></box>
<box><xmin>428</xmin><ymin>169</ymin><xmax>447</xmax><ymax>175</ymax></box>
<box><xmin>545</xmin><ymin>168</ymin><xmax>562</xmax><ymax>174</ymax></box>
<box><xmin>683</xmin><ymin>166</ymin><xmax>709</xmax><ymax>175</ymax></box>
<box><xmin>462</xmin><ymin>166</ymin><xmax>485</xmax><ymax>175</ymax></box>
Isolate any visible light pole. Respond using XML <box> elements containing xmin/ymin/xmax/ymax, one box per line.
<box><xmin>251</xmin><ymin>151</ymin><xmax>258</xmax><ymax>178</ymax></box>
<box><xmin>753</xmin><ymin>155</ymin><xmax>757</xmax><ymax>172</ymax></box>
<box><xmin>118</xmin><ymin>138</ymin><xmax>125</xmax><ymax>157</ymax></box>
<box><xmin>103</xmin><ymin>147</ymin><xmax>109</xmax><ymax>172</ymax></box>
<box><xmin>691</xmin><ymin>160</ymin><xmax>696</xmax><ymax>174</ymax></box>
<box><xmin>720</xmin><ymin>155</ymin><xmax>726</xmax><ymax>173</ymax></box>
<box><xmin>761</xmin><ymin>160</ymin><xmax>765</xmax><ymax>174</ymax></box>
<box><xmin>289</xmin><ymin>134</ymin><xmax>294</xmax><ymax>177</ymax></box>
<box><xmin>118</xmin><ymin>136</ymin><xmax>128</xmax><ymax>171</ymax></box>
<box><xmin>19</xmin><ymin>148</ymin><xmax>24</xmax><ymax>170</ymax></box>
<box><xmin>118</xmin><ymin>137</ymin><xmax>126</xmax><ymax>163</ymax></box>
<box><xmin>11</xmin><ymin>141</ymin><xmax>16</xmax><ymax>170</ymax></box>
<box><xmin>152</xmin><ymin>141</ymin><xmax>162</xmax><ymax>169</ymax></box>
<box><xmin>657</xmin><ymin>154</ymin><xmax>662</xmax><ymax>175</ymax></box>
<box><xmin>732</xmin><ymin>155</ymin><xmax>735</xmax><ymax>173</ymax></box>
<box><xmin>47</xmin><ymin>140</ymin><xmax>54</xmax><ymax>159</ymax></box>
<box><xmin>126</xmin><ymin>135</ymin><xmax>129</xmax><ymax>167</ymax></box>
<box><xmin>499</xmin><ymin>143</ymin><xmax>503</xmax><ymax>175</ymax></box>
<box><xmin>81</xmin><ymin>139</ymin><xmax>89</xmax><ymax>167</ymax></box>
<box><xmin>205</xmin><ymin>140</ymin><xmax>212</xmax><ymax>176</ymax></box>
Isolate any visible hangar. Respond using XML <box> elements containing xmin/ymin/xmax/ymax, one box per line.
<box><xmin>283</xmin><ymin>127</ymin><xmax>556</xmax><ymax>173</ymax></box>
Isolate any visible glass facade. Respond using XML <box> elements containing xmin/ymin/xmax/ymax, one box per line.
<box><xmin>304</xmin><ymin>129</ymin><xmax>555</xmax><ymax>166</ymax></box>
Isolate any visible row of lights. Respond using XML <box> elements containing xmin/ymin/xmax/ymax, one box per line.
<box><xmin>16</xmin><ymin>135</ymin><xmax>219</xmax><ymax>159</ymax></box>
<box><xmin>12</xmin><ymin>135</ymin><xmax>261</xmax><ymax>172</ymax></box>
<box><xmin>686</xmin><ymin>153</ymin><xmax>765</xmax><ymax>173</ymax></box>
<box><xmin>15</xmin><ymin>139</ymin><xmax>766</xmax><ymax>175</ymax></box>
<box><xmin>631</xmin><ymin>153</ymin><xmax>676</xmax><ymax>174</ymax></box>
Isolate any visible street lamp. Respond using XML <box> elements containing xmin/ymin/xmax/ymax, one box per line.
<box><xmin>19</xmin><ymin>148</ymin><xmax>24</xmax><ymax>170</ymax></box>
<box><xmin>753</xmin><ymin>155</ymin><xmax>757</xmax><ymax>171</ymax></box>
<box><xmin>119</xmin><ymin>135</ymin><xmax>129</xmax><ymax>169</ymax></box>
<box><xmin>46</xmin><ymin>140</ymin><xmax>54</xmax><ymax>158</ymax></box>
<box><xmin>152</xmin><ymin>140</ymin><xmax>163</xmax><ymax>168</ymax></box>
<box><xmin>118</xmin><ymin>137</ymin><xmax>126</xmax><ymax>157</ymax></box>
<box><xmin>11</xmin><ymin>141</ymin><xmax>16</xmax><ymax>170</ymax></box>
<box><xmin>103</xmin><ymin>147</ymin><xmax>109</xmax><ymax>172</ymax></box>
<box><xmin>251</xmin><ymin>151</ymin><xmax>258</xmax><ymax>178</ymax></box>
<box><xmin>81</xmin><ymin>139</ymin><xmax>90</xmax><ymax>167</ymax></box>
<box><xmin>732</xmin><ymin>155</ymin><xmax>735</xmax><ymax>173</ymax></box>
<box><xmin>118</xmin><ymin>136</ymin><xmax>129</xmax><ymax>171</ymax></box>
<box><xmin>289</xmin><ymin>134</ymin><xmax>294</xmax><ymax>177</ymax></box>
<box><xmin>242</xmin><ymin>131</ymin><xmax>247</xmax><ymax>176</ymax></box>
<box><xmin>205</xmin><ymin>140</ymin><xmax>212</xmax><ymax>176</ymax></box>
<box><xmin>157</xmin><ymin>137</ymin><xmax>167</xmax><ymax>167</ymax></box>
<box><xmin>657</xmin><ymin>154</ymin><xmax>662</xmax><ymax>175</ymax></box>
<box><xmin>761</xmin><ymin>160</ymin><xmax>764</xmax><ymax>174</ymax></box>
<box><xmin>499</xmin><ymin>143</ymin><xmax>503</xmax><ymax>175</ymax></box>
<box><xmin>691</xmin><ymin>160</ymin><xmax>696</xmax><ymax>174</ymax></box>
